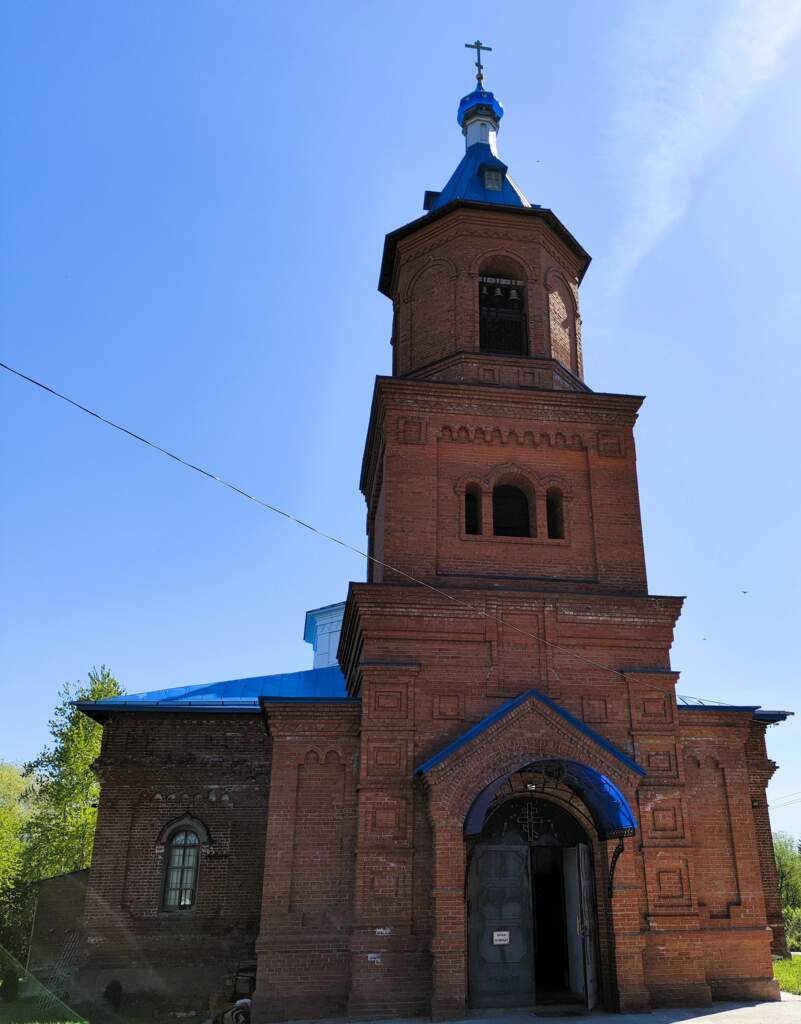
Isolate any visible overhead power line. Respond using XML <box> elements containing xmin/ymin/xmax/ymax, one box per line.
<box><xmin>770</xmin><ymin>796</ymin><xmax>801</xmax><ymax>810</ymax></box>
<box><xmin>0</xmin><ymin>360</ymin><xmax>769</xmax><ymax>708</ymax></box>
<box><xmin>770</xmin><ymin>792</ymin><xmax>801</xmax><ymax>809</ymax></box>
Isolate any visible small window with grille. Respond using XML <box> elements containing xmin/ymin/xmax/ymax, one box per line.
<box><xmin>479</xmin><ymin>276</ymin><xmax>527</xmax><ymax>355</ymax></box>
<box><xmin>163</xmin><ymin>829</ymin><xmax>200</xmax><ymax>909</ymax></box>
<box><xmin>484</xmin><ymin>169</ymin><xmax>503</xmax><ymax>191</ymax></box>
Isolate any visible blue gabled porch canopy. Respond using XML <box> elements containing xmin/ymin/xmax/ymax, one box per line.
<box><xmin>415</xmin><ymin>688</ymin><xmax>644</xmax><ymax>841</ymax></box>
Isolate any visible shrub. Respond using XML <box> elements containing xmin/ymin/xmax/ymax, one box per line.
<box><xmin>785</xmin><ymin>906</ymin><xmax>801</xmax><ymax>953</ymax></box>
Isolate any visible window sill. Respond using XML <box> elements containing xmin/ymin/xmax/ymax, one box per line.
<box><xmin>460</xmin><ymin>533</ymin><xmax>569</xmax><ymax>546</ymax></box>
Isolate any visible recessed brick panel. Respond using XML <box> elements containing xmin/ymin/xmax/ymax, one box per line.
<box><xmin>433</xmin><ymin>693</ymin><xmax>464</xmax><ymax>719</ymax></box>
<box><xmin>582</xmin><ymin>696</ymin><xmax>608</xmax><ymax>723</ymax></box>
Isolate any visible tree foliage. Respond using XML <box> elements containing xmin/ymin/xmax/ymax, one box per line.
<box><xmin>0</xmin><ymin>667</ymin><xmax>123</xmax><ymax>962</ymax></box>
<box><xmin>0</xmin><ymin>763</ymin><xmax>36</xmax><ymax>962</ymax></box>
<box><xmin>774</xmin><ymin>831</ymin><xmax>801</xmax><ymax>953</ymax></box>
<box><xmin>775</xmin><ymin>832</ymin><xmax>801</xmax><ymax>910</ymax></box>
<box><xmin>20</xmin><ymin>667</ymin><xmax>123</xmax><ymax>881</ymax></box>
<box><xmin>0</xmin><ymin>763</ymin><xmax>29</xmax><ymax>894</ymax></box>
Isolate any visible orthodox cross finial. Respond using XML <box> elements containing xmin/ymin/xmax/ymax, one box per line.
<box><xmin>465</xmin><ymin>39</ymin><xmax>492</xmax><ymax>87</ymax></box>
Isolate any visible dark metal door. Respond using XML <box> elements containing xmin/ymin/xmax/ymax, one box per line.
<box><xmin>578</xmin><ymin>842</ymin><xmax>598</xmax><ymax>1010</ymax></box>
<box><xmin>467</xmin><ymin>844</ymin><xmax>535</xmax><ymax>1007</ymax></box>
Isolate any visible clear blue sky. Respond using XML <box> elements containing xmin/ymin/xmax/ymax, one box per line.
<box><xmin>2</xmin><ymin>1</ymin><xmax>800</xmax><ymax>836</ymax></box>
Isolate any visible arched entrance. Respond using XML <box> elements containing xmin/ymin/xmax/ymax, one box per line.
<box><xmin>416</xmin><ymin>691</ymin><xmax>644</xmax><ymax>1019</ymax></box>
<box><xmin>466</xmin><ymin>793</ymin><xmax>600</xmax><ymax>1011</ymax></box>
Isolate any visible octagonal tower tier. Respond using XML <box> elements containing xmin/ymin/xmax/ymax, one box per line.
<box><xmin>379</xmin><ymin>84</ymin><xmax>590</xmax><ymax>390</ymax></box>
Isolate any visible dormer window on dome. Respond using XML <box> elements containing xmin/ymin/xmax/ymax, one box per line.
<box><xmin>484</xmin><ymin>169</ymin><xmax>503</xmax><ymax>191</ymax></box>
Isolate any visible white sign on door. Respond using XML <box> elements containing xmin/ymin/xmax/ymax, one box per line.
<box><xmin>492</xmin><ymin>930</ymin><xmax>510</xmax><ymax>945</ymax></box>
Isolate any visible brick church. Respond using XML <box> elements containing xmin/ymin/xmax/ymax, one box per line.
<box><xmin>58</xmin><ymin>60</ymin><xmax>791</xmax><ymax>1019</ymax></box>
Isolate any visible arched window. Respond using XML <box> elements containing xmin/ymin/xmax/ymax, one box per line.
<box><xmin>546</xmin><ymin>487</ymin><xmax>565</xmax><ymax>539</ymax></box>
<box><xmin>163</xmin><ymin>829</ymin><xmax>200</xmax><ymax>909</ymax></box>
<box><xmin>465</xmin><ymin>484</ymin><xmax>482</xmax><ymax>535</ymax></box>
<box><xmin>493</xmin><ymin>485</ymin><xmax>532</xmax><ymax>537</ymax></box>
<box><xmin>479</xmin><ymin>258</ymin><xmax>527</xmax><ymax>355</ymax></box>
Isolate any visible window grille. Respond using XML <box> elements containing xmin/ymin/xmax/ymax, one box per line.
<box><xmin>479</xmin><ymin>276</ymin><xmax>527</xmax><ymax>355</ymax></box>
<box><xmin>163</xmin><ymin>830</ymin><xmax>200</xmax><ymax>909</ymax></box>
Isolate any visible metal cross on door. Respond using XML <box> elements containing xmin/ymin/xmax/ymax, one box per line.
<box><xmin>515</xmin><ymin>803</ymin><xmax>550</xmax><ymax>844</ymax></box>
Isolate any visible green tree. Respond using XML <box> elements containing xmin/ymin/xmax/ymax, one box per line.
<box><xmin>0</xmin><ymin>669</ymin><xmax>123</xmax><ymax>962</ymax></box>
<box><xmin>0</xmin><ymin>762</ymin><xmax>28</xmax><ymax>894</ymax></box>
<box><xmin>785</xmin><ymin>907</ymin><xmax>801</xmax><ymax>953</ymax></box>
<box><xmin>774</xmin><ymin>831</ymin><xmax>801</xmax><ymax>912</ymax></box>
<box><xmin>0</xmin><ymin>762</ymin><xmax>35</xmax><ymax>960</ymax></box>
<box><xmin>21</xmin><ymin>667</ymin><xmax>123</xmax><ymax>881</ymax></box>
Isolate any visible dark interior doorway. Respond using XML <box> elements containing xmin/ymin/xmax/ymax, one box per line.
<box><xmin>466</xmin><ymin>796</ymin><xmax>598</xmax><ymax>1011</ymax></box>
<box><xmin>531</xmin><ymin>846</ymin><xmax>569</xmax><ymax>1000</ymax></box>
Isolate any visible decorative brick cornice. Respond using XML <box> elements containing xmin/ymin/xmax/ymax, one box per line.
<box><xmin>359</xmin><ymin>375</ymin><xmax>643</xmax><ymax>498</ymax></box>
<box><xmin>259</xmin><ymin>700</ymin><xmax>361</xmax><ymax>740</ymax></box>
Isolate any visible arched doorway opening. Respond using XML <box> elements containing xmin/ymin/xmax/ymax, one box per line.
<box><xmin>466</xmin><ymin>793</ymin><xmax>600</xmax><ymax>1011</ymax></box>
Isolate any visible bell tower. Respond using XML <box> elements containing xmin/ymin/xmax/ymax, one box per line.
<box><xmin>362</xmin><ymin>68</ymin><xmax>648</xmax><ymax>594</ymax></box>
<box><xmin>382</xmin><ymin>71</ymin><xmax>588</xmax><ymax>388</ymax></box>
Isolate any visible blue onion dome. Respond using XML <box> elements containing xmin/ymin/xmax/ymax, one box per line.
<box><xmin>457</xmin><ymin>88</ymin><xmax>504</xmax><ymax>129</ymax></box>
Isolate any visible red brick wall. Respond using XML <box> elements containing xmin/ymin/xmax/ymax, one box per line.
<box><xmin>252</xmin><ymin>702</ymin><xmax>360</xmax><ymax>1022</ymax></box>
<box><xmin>746</xmin><ymin>720</ymin><xmax>787</xmax><ymax>954</ymax></box>
<box><xmin>75</xmin><ymin>712</ymin><xmax>271</xmax><ymax>1016</ymax></box>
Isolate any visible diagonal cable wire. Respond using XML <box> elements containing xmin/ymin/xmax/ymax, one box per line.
<box><xmin>0</xmin><ymin>359</ymin><xmax>772</xmax><ymax>706</ymax></box>
<box><xmin>769</xmin><ymin>795</ymin><xmax>801</xmax><ymax>810</ymax></box>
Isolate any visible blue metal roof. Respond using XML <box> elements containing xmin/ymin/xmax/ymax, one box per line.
<box><xmin>416</xmin><ymin>688</ymin><xmax>645</xmax><ymax>778</ymax></box>
<box><xmin>75</xmin><ymin>664</ymin><xmax>349</xmax><ymax>719</ymax></box>
<box><xmin>426</xmin><ymin>142</ymin><xmax>530</xmax><ymax>212</ymax></box>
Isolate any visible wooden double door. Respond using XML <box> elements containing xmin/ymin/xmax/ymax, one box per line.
<box><xmin>467</xmin><ymin>840</ymin><xmax>598</xmax><ymax>1010</ymax></box>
